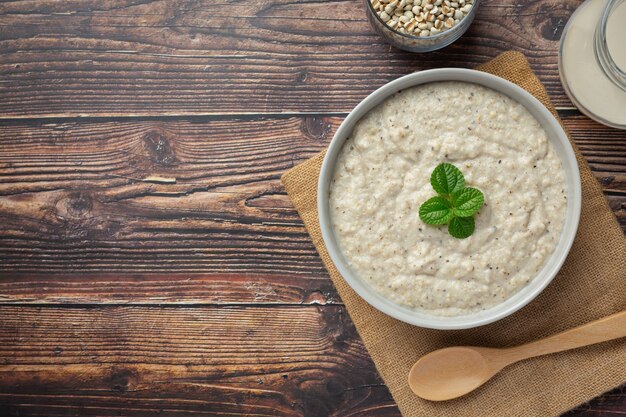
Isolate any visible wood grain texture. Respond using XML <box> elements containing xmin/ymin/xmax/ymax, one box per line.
<box><xmin>0</xmin><ymin>306</ymin><xmax>399</xmax><ymax>417</ymax></box>
<box><xmin>0</xmin><ymin>273</ymin><xmax>337</xmax><ymax>305</ymax></box>
<box><xmin>0</xmin><ymin>0</ymin><xmax>584</xmax><ymax>117</ymax></box>
<box><xmin>0</xmin><ymin>114</ymin><xmax>624</xmax><ymax>280</ymax></box>
<box><xmin>1</xmin><ymin>0</ymin><xmax>625</xmax><ymax>415</ymax></box>
<box><xmin>0</xmin><ymin>116</ymin><xmax>328</xmax><ymax>274</ymax></box>
<box><xmin>0</xmin><ymin>306</ymin><xmax>623</xmax><ymax>417</ymax></box>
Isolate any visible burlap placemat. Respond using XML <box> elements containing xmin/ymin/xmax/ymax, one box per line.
<box><xmin>281</xmin><ymin>51</ymin><xmax>626</xmax><ymax>417</ymax></box>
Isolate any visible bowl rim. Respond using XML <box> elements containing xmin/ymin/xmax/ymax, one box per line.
<box><xmin>317</xmin><ymin>68</ymin><xmax>582</xmax><ymax>330</ymax></box>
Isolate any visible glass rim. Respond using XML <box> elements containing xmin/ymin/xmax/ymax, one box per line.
<box><xmin>594</xmin><ymin>0</ymin><xmax>626</xmax><ymax>91</ymax></box>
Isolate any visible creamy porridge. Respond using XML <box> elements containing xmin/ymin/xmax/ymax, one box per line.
<box><xmin>329</xmin><ymin>81</ymin><xmax>567</xmax><ymax>316</ymax></box>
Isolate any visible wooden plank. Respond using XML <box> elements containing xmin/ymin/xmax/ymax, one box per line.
<box><xmin>0</xmin><ymin>0</ymin><xmax>584</xmax><ymax>117</ymax></box>
<box><xmin>0</xmin><ymin>273</ymin><xmax>337</xmax><ymax>305</ymax></box>
<box><xmin>0</xmin><ymin>305</ymin><xmax>399</xmax><ymax>417</ymax></box>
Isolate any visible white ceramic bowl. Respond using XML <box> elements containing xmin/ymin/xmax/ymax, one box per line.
<box><xmin>318</xmin><ymin>69</ymin><xmax>582</xmax><ymax>330</ymax></box>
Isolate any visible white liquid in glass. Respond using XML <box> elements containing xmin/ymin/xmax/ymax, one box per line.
<box><xmin>606</xmin><ymin>0</ymin><xmax>626</xmax><ymax>71</ymax></box>
<box><xmin>559</xmin><ymin>0</ymin><xmax>626</xmax><ymax>128</ymax></box>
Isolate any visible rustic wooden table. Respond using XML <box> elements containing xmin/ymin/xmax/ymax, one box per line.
<box><xmin>0</xmin><ymin>0</ymin><xmax>624</xmax><ymax>415</ymax></box>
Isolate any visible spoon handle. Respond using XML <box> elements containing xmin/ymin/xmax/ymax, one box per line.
<box><xmin>509</xmin><ymin>310</ymin><xmax>626</xmax><ymax>362</ymax></box>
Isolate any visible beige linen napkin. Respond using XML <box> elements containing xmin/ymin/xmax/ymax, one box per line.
<box><xmin>281</xmin><ymin>51</ymin><xmax>626</xmax><ymax>417</ymax></box>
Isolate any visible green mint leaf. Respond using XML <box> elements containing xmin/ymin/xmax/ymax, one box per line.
<box><xmin>430</xmin><ymin>163</ymin><xmax>465</xmax><ymax>195</ymax></box>
<box><xmin>452</xmin><ymin>187</ymin><xmax>485</xmax><ymax>217</ymax></box>
<box><xmin>419</xmin><ymin>196</ymin><xmax>453</xmax><ymax>225</ymax></box>
<box><xmin>448</xmin><ymin>216</ymin><xmax>475</xmax><ymax>239</ymax></box>
<box><xmin>420</xmin><ymin>163</ymin><xmax>484</xmax><ymax>239</ymax></box>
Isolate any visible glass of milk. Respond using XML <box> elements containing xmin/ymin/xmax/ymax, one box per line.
<box><xmin>559</xmin><ymin>0</ymin><xmax>626</xmax><ymax>129</ymax></box>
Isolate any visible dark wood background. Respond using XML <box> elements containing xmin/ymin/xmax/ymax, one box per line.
<box><xmin>0</xmin><ymin>0</ymin><xmax>624</xmax><ymax>415</ymax></box>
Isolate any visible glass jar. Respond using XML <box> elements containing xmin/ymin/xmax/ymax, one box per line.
<box><xmin>365</xmin><ymin>0</ymin><xmax>481</xmax><ymax>53</ymax></box>
<box><xmin>559</xmin><ymin>0</ymin><xmax>626</xmax><ymax>129</ymax></box>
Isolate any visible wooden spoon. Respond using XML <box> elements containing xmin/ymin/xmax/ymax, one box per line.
<box><xmin>408</xmin><ymin>310</ymin><xmax>626</xmax><ymax>401</ymax></box>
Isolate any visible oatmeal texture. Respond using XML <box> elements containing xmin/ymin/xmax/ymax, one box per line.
<box><xmin>329</xmin><ymin>81</ymin><xmax>567</xmax><ymax>316</ymax></box>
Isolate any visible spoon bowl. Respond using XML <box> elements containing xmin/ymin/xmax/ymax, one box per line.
<box><xmin>408</xmin><ymin>347</ymin><xmax>502</xmax><ymax>401</ymax></box>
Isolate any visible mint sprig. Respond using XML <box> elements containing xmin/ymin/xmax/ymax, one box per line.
<box><xmin>419</xmin><ymin>163</ymin><xmax>484</xmax><ymax>239</ymax></box>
